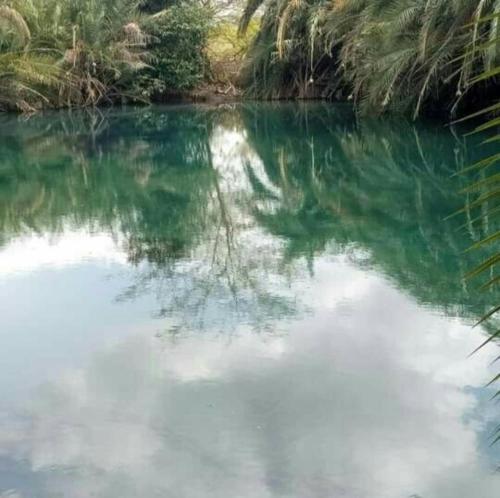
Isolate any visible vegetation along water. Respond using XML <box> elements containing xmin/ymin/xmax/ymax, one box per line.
<box><xmin>1</xmin><ymin>0</ymin><xmax>500</xmax><ymax>496</ymax></box>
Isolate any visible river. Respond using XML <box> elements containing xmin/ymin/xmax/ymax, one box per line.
<box><xmin>0</xmin><ymin>103</ymin><xmax>499</xmax><ymax>497</ymax></box>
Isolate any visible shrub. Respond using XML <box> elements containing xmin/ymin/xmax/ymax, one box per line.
<box><xmin>140</xmin><ymin>4</ymin><xmax>212</xmax><ymax>97</ymax></box>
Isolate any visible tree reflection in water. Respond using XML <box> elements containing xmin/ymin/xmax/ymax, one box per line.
<box><xmin>0</xmin><ymin>103</ymin><xmax>497</xmax><ymax>328</ymax></box>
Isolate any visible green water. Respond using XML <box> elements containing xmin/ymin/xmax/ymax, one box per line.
<box><xmin>0</xmin><ymin>103</ymin><xmax>499</xmax><ymax>497</ymax></box>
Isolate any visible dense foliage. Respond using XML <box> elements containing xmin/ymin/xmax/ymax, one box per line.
<box><xmin>4</xmin><ymin>0</ymin><xmax>499</xmax><ymax>118</ymax></box>
<box><xmin>240</xmin><ymin>0</ymin><xmax>500</xmax><ymax>117</ymax></box>
<box><xmin>0</xmin><ymin>0</ymin><xmax>212</xmax><ymax>111</ymax></box>
<box><xmin>139</xmin><ymin>5</ymin><xmax>211</xmax><ymax>98</ymax></box>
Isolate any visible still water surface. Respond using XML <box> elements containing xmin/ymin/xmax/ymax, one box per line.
<box><xmin>0</xmin><ymin>103</ymin><xmax>499</xmax><ymax>497</ymax></box>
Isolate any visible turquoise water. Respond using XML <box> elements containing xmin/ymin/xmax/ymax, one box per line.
<box><xmin>0</xmin><ymin>103</ymin><xmax>499</xmax><ymax>497</ymax></box>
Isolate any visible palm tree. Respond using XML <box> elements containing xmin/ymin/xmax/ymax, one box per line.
<box><xmin>239</xmin><ymin>0</ymin><xmax>500</xmax><ymax>118</ymax></box>
<box><xmin>456</xmin><ymin>22</ymin><xmax>500</xmax><ymax>316</ymax></box>
<box><xmin>0</xmin><ymin>0</ymin><xmax>150</xmax><ymax>110</ymax></box>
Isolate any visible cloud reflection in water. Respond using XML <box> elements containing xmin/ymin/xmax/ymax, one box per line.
<box><xmin>1</xmin><ymin>256</ymin><xmax>499</xmax><ymax>498</ymax></box>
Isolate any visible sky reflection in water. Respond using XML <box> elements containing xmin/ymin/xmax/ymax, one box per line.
<box><xmin>0</xmin><ymin>104</ymin><xmax>499</xmax><ymax>497</ymax></box>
